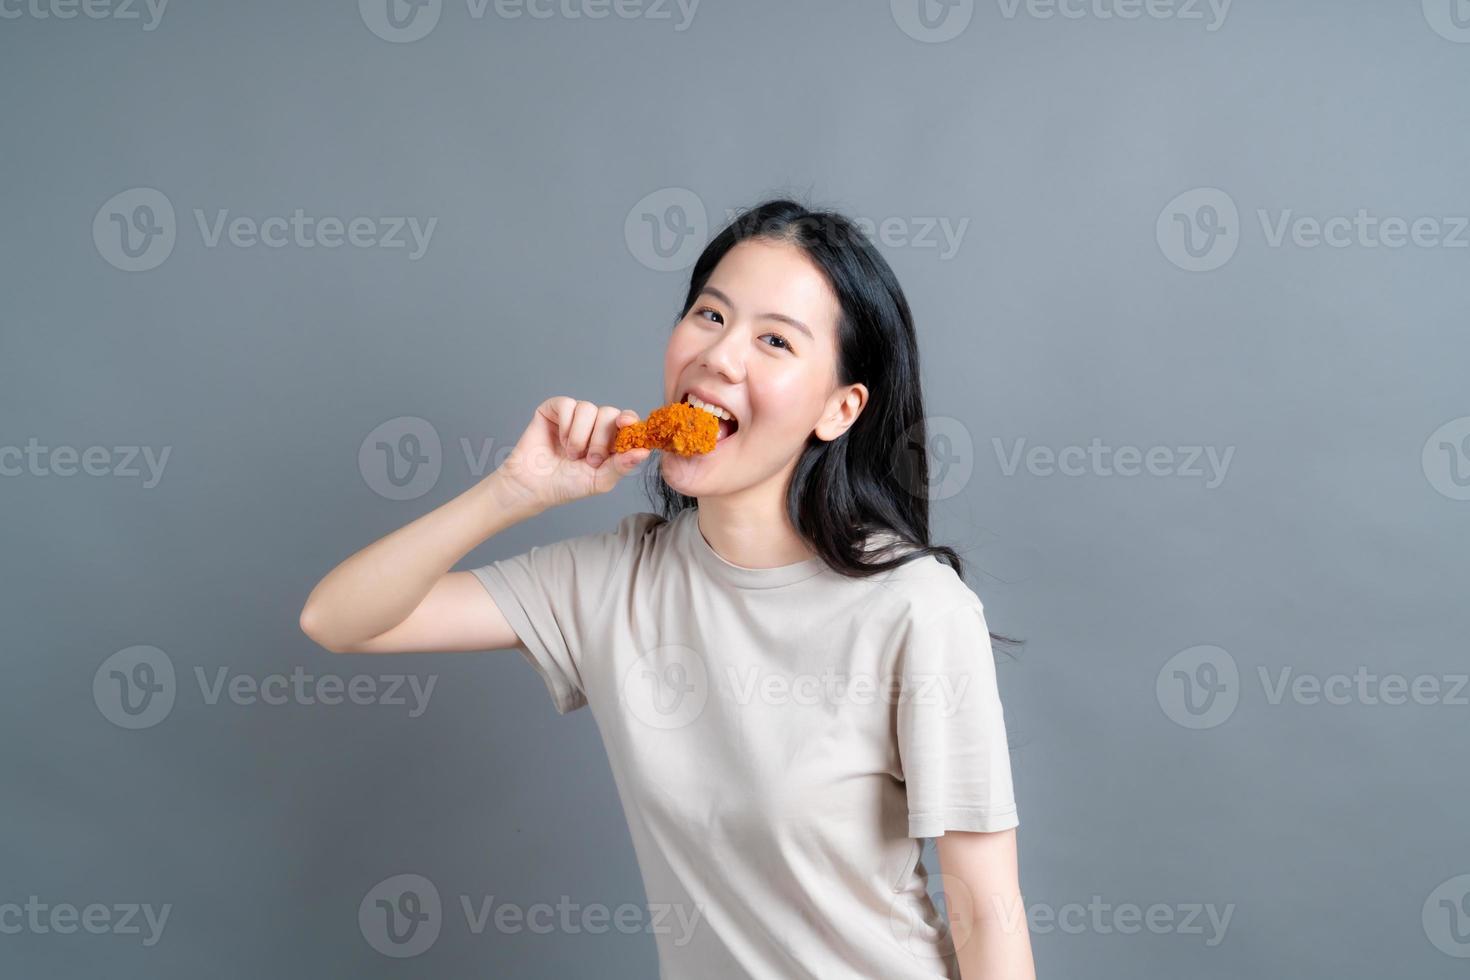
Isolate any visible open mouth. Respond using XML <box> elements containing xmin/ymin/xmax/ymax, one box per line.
<box><xmin>680</xmin><ymin>392</ymin><xmax>740</xmax><ymax>444</ymax></box>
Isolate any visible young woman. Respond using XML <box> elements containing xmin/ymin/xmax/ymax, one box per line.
<box><xmin>300</xmin><ymin>199</ymin><xmax>1035</xmax><ymax>979</ymax></box>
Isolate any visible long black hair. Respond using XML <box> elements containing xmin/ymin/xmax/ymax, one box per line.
<box><xmin>642</xmin><ymin>197</ymin><xmax>1021</xmax><ymax>653</ymax></box>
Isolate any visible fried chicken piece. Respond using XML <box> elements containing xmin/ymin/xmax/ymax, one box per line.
<box><xmin>613</xmin><ymin>401</ymin><xmax>719</xmax><ymax>456</ymax></box>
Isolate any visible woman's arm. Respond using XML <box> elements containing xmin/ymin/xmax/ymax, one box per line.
<box><xmin>298</xmin><ymin>398</ymin><xmax>650</xmax><ymax>655</ymax></box>
<box><xmin>298</xmin><ymin>471</ymin><xmax>543</xmax><ymax>654</ymax></box>
<box><xmin>936</xmin><ymin>828</ymin><xmax>1037</xmax><ymax>980</ymax></box>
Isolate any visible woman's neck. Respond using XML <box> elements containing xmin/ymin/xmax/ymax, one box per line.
<box><xmin>694</xmin><ymin>482</ymin><xmax>817</xmax><ymax>569</ymax></box>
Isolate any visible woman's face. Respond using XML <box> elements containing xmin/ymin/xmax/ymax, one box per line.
<box><xmin>660</xmin><ymin>237</ymin><xmax>867</xmax><ymax>500</ymax></box>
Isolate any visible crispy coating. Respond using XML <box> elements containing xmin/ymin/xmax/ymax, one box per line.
<box><xmin>613</xmin><ymin>401</ymin><xmax>719</xmax><ymax>455</ymax></box>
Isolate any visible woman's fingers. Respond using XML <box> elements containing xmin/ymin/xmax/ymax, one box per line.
<box><xmin>546</xmin><ymin>399</ymin><xmax>644</xmax><ymax>465</ymax></box>
<box><xmin>555</xmin><ymin>405</ymin><xmax>643</xmax><ymax>467</ymax></box>
<box><xmin>550</xmin><ymin>397</ymin><xmax>577</xmax><ymax>454</ymax></box>
<box><xmin>585</xmin><ymin>405</ymin><xmax>625</xmax><ymax>465</ymax></box>
<box><xmin>563</xmin><ymin>400</ymin><xmax>600</xmax><ymax>459</ymax></box>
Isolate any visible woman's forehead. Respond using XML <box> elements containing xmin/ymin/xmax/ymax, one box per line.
<box><xmin>706</xmin><ymin>241</ymin><xmax>840</xmax><ymax>330</ymax></box>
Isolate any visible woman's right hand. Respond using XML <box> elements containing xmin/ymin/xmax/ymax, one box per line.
<box><xmin>493</xmin><ymin>396</ymin><xmax>652</xmax><ymax>511</ymax></box>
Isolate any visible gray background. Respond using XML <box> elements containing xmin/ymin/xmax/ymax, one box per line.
<box><xmin>4</xmin><ymin>0</ymin><xmax>1468</xmax><ymax>976</ymax></box>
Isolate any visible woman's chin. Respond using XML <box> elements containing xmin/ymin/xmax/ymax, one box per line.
<box><xmin>660</xmin><ymin>452</ymin><xmax>713</xmax><ymax>495</ymax></box>
<box><xmin>660</xmin><ymin>430</ymin><xmax>759</xmax><ymax>496</ymax></box>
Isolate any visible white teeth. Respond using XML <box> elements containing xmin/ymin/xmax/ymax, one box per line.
<box><xmin>685</xmin><ymin>394</ymin><xmax>733</xmax><ymax>422</ymax></box>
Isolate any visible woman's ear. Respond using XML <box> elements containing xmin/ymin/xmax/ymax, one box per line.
<box><xmin>814</xmin><ymin>383</ymin><xmax>868</xmax><ymax>442</ymax></box>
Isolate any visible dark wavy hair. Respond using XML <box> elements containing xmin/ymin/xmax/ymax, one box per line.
<box><xmin>641</xmin><ymin>197</ymin><xmax>1021</xmax><ymax>653</ymax></box>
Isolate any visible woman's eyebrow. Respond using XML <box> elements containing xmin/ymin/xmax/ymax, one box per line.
<box><xmin>700</xmin><ymin>286</ymin><xmax>813</xmax><ymax>339</ymax></box>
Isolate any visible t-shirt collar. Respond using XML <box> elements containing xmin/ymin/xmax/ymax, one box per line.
<box><xmin>679</xmin><ymin>508</ymin><xmax>827</xmax><ymax>590</ymax></box>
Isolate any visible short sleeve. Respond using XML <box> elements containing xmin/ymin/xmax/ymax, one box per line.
<box><xmin>470</xmin><ymin>512</ymin><xmax>659</xmax><ymax>716</ymax></box>
<box><xmin>894</xmin><ymin>600</ymin><xmax>1019</xmax><ymax>838</ymax></box>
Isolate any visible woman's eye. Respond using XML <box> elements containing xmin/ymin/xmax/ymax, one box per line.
<box><xmin>689</xmin><ymin>308</ymin><xmax>787</xmax><ymax>350</ymax></box>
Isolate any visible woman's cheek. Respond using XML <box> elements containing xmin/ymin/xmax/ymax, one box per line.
<box><xmin>754</xmin><ymin>409</ymin><xmax>813</xmax><ymax>458</ymax></box>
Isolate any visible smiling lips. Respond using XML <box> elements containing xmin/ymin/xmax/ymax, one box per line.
<box><xmin>613</xmin><ymin>401</ymin><xmax>721</xmax><ymax>455</ymax></box>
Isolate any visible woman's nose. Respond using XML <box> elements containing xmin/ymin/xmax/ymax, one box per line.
<box><xmin>699</xmin><ymin>329</ymin><xmax>745</xmax><ymax>381</ymax></box>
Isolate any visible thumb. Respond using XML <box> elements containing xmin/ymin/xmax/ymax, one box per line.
<box><xmin>594</xmin><ymin>448</ymin><xmax>650</xmax><ymax>492</ymax></box>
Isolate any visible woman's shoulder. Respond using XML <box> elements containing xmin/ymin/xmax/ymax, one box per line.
<box><xmin>541</xmin><ymin>511</ymin><xmax>669</xmax><ymax>567</ymax></box>
<box><xmin>853</xmin><ymin>533</ymin><xmax>984</xmax><ymax>624</ymax></box>
<box><xmin>601</xmin><ymin>510</ymin><xmax>674</xmax><ymax>557</ymax></box>
<box><xmin>614</xmin><ymin>510</ymin><xmax>669</xmax><ymax>537</ymax></box>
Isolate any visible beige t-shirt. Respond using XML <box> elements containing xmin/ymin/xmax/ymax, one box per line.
<box><xmin>471</xmin><ymin>507</ymin><xmax>1019</xmax><ymax>979</ymax></box>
